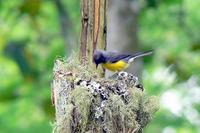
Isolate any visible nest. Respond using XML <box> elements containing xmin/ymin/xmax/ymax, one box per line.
<box><xmin>52</xmin><ymin>55</ymin><xmax>159</xmax><ymax>133</ymax></box>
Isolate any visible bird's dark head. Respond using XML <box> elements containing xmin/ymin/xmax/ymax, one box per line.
<box><xmin>93</xmin><ymin>50</ymin><xmax>105</xmax><ymax>68</ymax></box>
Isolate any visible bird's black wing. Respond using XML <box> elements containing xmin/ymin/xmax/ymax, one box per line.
<box><xmin>105</xmin><ymin>52</ymin><xmax>131</xmax><ymax>63</ymax></box>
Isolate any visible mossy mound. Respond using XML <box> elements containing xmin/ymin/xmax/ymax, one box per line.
<box><xmin>52</xmin><ymin>55</ymin><xmax>159</xmax><ymax>133</ymax></box>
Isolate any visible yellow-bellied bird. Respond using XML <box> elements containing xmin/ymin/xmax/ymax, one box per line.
<box><xmin>93</xmin><ymin>50</ymin><xmax>153</xmax><ymax>72</ymax></box>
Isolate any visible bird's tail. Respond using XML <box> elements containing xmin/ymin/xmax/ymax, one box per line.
<box><xmin>128</xmin><ymin>50</ymin><xmax>153</xmax><ymax>62</ymax></box>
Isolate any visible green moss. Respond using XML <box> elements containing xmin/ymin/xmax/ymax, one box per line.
<box><xmin>144</xmin><ymin>96</ymin><xmax>160</xmax><ymax>114</ymax></box>
<box><xmin>68</xmin><ymin>87</ymin><xmax>93</xmax><ymax>132</ymax></box>
<box><xmin>53</xmin><ymin>104</ymin><xmax>74</xmax><ymax>133</ymax></box>
<box><xmin>61</xmin><ymin>52</ymin><xmax>99</xmax><ymax>79</ymax></box>
<box><xmin>53</xmin><ymin>54</ymin><xmax>160</xmax><ymax>133</ymax></box>
<box><xmin>128</xmin><ymin>88</ymin><xmax>144</xmax><ymax>110</ymax></box>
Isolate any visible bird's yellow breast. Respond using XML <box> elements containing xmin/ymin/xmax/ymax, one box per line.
<box><xmin>101</xmin><ymin>60</ymin><xmax>128</xmax><ymax>72</ymax></box>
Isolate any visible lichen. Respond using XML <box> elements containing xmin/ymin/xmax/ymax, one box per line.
<box><xmin>52</xmin><ymin>54</ymin><xmax>160</xmax><ymax>133</ymax></box>
<box><xmin>68</xmin><ymin>87</ymin><xmax>93</xmax><ymax>131</ymax></box>
<box><xmin>53</xmin><ymin>104</ymin><xmax>74</xmax><ymax>133</ymax></box>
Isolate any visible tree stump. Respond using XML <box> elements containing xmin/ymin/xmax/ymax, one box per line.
<box><xmin>52</xmin><ymin>55</ymin><xmax>159</xmax><ymax>133</ymax></box>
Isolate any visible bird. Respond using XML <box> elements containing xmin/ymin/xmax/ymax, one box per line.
<box><xmin>93</xmin><ymin>49</ymin><xmax>153</xmax><ymax>72</ymax></box>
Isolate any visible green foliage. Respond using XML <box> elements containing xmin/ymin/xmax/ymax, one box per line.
<box><xmin>0</xmin><ymin>99</ymin><xmax>51</xmax><ymax>133</ymax></box>
<box><xmin>0</xmin><ymin>0</ymin><xmax>79</xmax><ymax>132</ymax></box>
<box><xmin>140</xmin><ymin>0</ymin><xmax>200</xmax><ymax>132</ymax></box>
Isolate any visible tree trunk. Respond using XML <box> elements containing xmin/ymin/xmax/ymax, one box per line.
<box><xmin>80</xmin><ymin>0</ymin><xmax>107</xmax><ymax>66</ymax></box>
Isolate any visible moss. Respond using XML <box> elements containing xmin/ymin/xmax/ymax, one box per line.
<box><xmin>128</xmin><ymin>88</ymin><xmax>144</xmax><ymax>110</ymax></box>
<box><xmin>61</xmin><ymin>52</ymin><xmax>99</xmax><ymax>79</ymax></box>
<box><xmin>52</xmin><ymin>54</ymin><xmax>160</xmax><ymax>133</ymax></box>
<box><xmin>53</xmin><ymin>104</ymin><xmax>74</xmax><ymax>133</ymax></box>
<box><xmin>143</xmin><ymin>96</ymin><xmax>160</xmax><ymax>114</ymax></box>
<box><xmin>68</xmin><ymin>87</ymin><xmax>93</xmax><ymax>132</ymax></box>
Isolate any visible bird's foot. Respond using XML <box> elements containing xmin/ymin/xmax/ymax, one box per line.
<box><xmin>108</xmin><ymin>71</ymin><xmax>120</xmax><ymax>79</ymax></box>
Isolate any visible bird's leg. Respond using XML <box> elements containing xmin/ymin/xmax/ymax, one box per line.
<box><xmin>108</xmin><ymin>71</ymin><xmax>119</xmax><ymax>79</ymax></box>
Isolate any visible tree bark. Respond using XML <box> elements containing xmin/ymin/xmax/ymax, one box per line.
<box><xmin>80</xmin><ymin>0</ymin><xmax>107</xmax><ymax>66</ymax></box>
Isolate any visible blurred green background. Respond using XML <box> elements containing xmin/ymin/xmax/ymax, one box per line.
<box><xmin>0</xmin><ymin>0</ymin><xmax>200</xmax><ymax>133</ymax></box>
